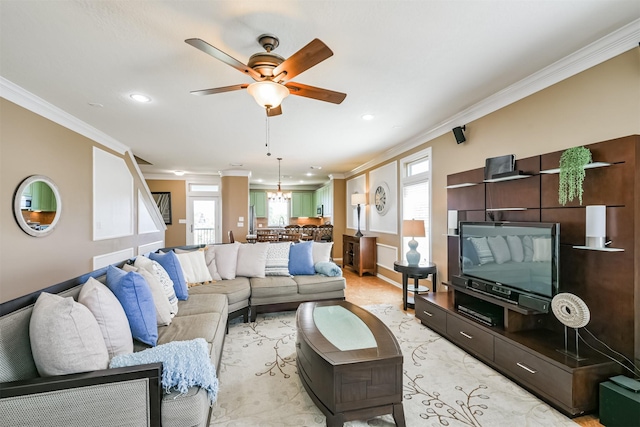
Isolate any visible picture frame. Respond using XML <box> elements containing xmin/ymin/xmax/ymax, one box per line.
<box><xmin>151</xmin><ymin>192</ymin><xmax>172</xmax><ymax>225</ymax></box>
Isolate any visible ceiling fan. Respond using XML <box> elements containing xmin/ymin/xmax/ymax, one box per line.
<box><xmin>185</xmin><ymin>34</ymin><xmax>347</xmax><ymax>116</ymax></box>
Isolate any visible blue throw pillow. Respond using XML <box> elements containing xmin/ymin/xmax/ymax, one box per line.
<box><xmin>288</xmin><ymin>241</ymin><xmax>315</xmax><ymax>275</ymax></box>
<box><xmin>106</xmin><ymin>265</ymin><xmax>158</xmax><ymax>346</ymax></box>
<box><xmin>149</xmin><ymin>251</ymin><xmax>188</xmax><ymax>300</ymax></box>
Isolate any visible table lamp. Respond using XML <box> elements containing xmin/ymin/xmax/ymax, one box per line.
<box><xmin>403</xmin><ymin>219</ymin><xmax>425</xmax><ymax>266</ymax></box>
<box><xmin>351</xmin><ymin>193</ymin><xmax>367</xmax><ymax>237</ymax></box>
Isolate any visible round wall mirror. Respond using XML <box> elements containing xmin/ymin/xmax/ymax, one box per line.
<box><xmin>13</xmin><ymin>175</ymin><xmax>62</xmax><ymax>237</ymax></box>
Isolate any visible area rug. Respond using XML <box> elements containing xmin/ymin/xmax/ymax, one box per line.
<box><xmin>210</xmin><ymin>304</ymin><xmax>577</xmax><ymax>426</ymax></box>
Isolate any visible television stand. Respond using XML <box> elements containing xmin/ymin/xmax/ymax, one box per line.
<box><xmin>415</xmin><ymin>287</ymin><xmax>621</xmax><ymax>417</ymax></box>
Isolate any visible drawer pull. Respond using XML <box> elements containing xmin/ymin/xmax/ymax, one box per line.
<box><xmin>422</xmin><ymin>311</ymin><xmax>434</xmax><ymax>317</ymax></box>
<box><xmin>459</xmin><ymin>331</ymin><xmax>473</xmax><ymax>339</ymax></box>
<box><xmin>516</xmin><ymin>362</ymin><xmax>537</xmax><ymax>374</ymax></box>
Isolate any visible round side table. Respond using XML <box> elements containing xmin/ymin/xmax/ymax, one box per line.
<box><xmin>393</xmin><ymin>261</ymin><xmax>437</xmax><ymax>310</ymax></box>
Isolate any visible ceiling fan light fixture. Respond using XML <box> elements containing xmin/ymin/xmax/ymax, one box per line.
<box><xmin>247</xmin><ymin>81</ymin><xmax>290</xmax><ymax>109</ymax></box>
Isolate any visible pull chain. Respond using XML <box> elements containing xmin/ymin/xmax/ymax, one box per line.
<box><xmin>265</xmin><ymin>115</ymin><xmax>271</xmax><ymax>156</ymax></box>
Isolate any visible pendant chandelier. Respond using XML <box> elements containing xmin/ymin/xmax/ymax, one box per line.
<box><xmin>267</xmin><ymin>157</ymin><xmax>292</xmax><ymax>202</ymax></box>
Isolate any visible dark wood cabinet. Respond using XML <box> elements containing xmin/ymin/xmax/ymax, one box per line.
<box><xmin>415</xmin><ymin>292</ymin><xmax>619</xmax><ymax>416</ymax></box>
<box><xmin>342</xmin><ymin>235</ymin><xmax>377</xmax><ymax>276</ymax></box>
<box><xmin>441</xmin><ymin>135</ymin><xmax>639</xmax><ymax>416</ymax></box>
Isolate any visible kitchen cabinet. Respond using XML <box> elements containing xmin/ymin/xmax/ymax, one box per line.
<box><xmin>30</xmin><ymin>181</ymin><xmax>57</xmax><ymax>212</ymax></box>
<box><xmin>314</xmin><ymin>183</ymin><xmax>333</xmax><ymax>217</ymax></box>
<box><xmin>250</xmin><ymin>190</ymin><xmax>267</xmax><ymax>218</ymax></box>
<box><xmin>291</xmin><ymin>192</ymin><xmax>314</xmax><ymax>217</ymax></box>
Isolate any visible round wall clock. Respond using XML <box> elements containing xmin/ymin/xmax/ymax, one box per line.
<box><xmin>374</xmin><ymin>182</ymin><xmax>390</xmax><ymax>216</ymax></box>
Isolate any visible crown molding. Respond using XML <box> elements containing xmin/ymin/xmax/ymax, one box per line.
<box><xmin>0</xmin><ymin>77</ymin><xmax>129</xmax><ymax>155</ymax></box>
<box><xmin>347</xmin><ymin>18</ymin><xmax>640</xmax><ymax>177</ymax></box>
<box><xmin>219</xmin><ymin>169</ymin><xmax>251</xmax><ymax>178</ymax></box>
<box><xmin>328</xmin><ymin>173</ymin><xmax>346</xmax><ymax>180</ymax></box>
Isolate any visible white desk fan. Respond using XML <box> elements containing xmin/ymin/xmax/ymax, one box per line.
<box><xmin>551</xmin><ymin>293</ymin><xmax>590</xmax><ymax>361</ymax></box>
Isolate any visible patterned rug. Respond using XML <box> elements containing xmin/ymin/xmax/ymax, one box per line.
<box><xmin>210</xmin><ymin>304</ymin><xmax>577</xmax><ymax>427</ymax></box>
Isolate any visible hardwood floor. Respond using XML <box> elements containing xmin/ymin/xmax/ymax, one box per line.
<box><xmin>341</xmin><ymin>268</ymin><xmax>601</xmax><ymax>427</ymax></box>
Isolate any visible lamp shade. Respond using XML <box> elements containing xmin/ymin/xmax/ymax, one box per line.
<box><xmin>247</xmin><ymin>81</ymin><xmax>290</xmax><ymax>108</ymax></box>
<box><xmin>403</xmin><ymin>219</ymin><xmax>425</xmax><ymax>237</ymax></box>
<box><xmin>351</xmin><ymin>193</ymin><xmax>367</xmax><ymax>206</ymax></box>
<box><xmin>447</xmin><ymin>210</ymin><xmax>458</xmax><ymax>233</ymax></box>
<box><xmin>585</xmin><ymin>205</ymin><xmax>606</xmax><ymax>248</ymax></box>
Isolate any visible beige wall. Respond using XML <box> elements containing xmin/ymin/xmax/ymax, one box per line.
<box><xmin>347</xmin><ymin>48</ymin><xmax>639</xmax><ymax>285</ymax></box>
<box><xmin>146</xmin><ymin>180</ymin><xmax>187</xmax><ymax>248</ymax></box>
<box><xmin>0</xmin><ymin>99</ymin><xmax>165</xmax><ymax>303</ymax></box>
<box><xmin>222</xmin><ymin>175</ymin><xmax>249</xmax><ymax>243</ymax></box>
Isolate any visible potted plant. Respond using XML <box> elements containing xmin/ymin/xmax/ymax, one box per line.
<box><xmin>558</xmin><ymin>146</ymin><xmax>592</xmax><ymax>205</ymax></box>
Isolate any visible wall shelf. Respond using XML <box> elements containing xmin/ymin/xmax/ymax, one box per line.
<box><xmin>483</xmin><ymin>173</ymin><xmax>532</xmax><ymax>183</ymax></box>
<box><xmin>573</xmin><ymin>245</ymin><xmax>624</xmax><ymax>252</ymax></box>
<box><xmin>485</xmin><ymin>207</ymin><xmax>528</xmax><ymax>211</ymax></box>
<box><xmin>540</xmin><ymin>162</ymin><xmax>611</xmax><ymax>174</ymax></box>
<box><xmin>446</xmin><ymin>182</ymin><xmax>480</xmax><ymax>189</ymax></box>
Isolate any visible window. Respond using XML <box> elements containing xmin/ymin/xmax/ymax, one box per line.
<box><xmin>401</xmin><ymin>149</ymin><xmax>431</xmax><ymax>262</ymax></box>
<box><xmin>268</xmin><ymin>199</ymin><xmax>290</xmax><ymax>227</ymax></box>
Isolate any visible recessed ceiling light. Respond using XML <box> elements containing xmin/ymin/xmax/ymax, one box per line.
<box><xmin>310</xmin><ymin>166</ymin><xmax>322</xmax><ymax>170</ymax></box>
<box><xmin>230</xmin><ymin>163</ymin><xmax>243</xmax><ymax>167</ymax></box>
<box><xmin>362</xmin><ymin>114</ymin><xmax>374</xmax><ymax>121</ymax></box>
<box><xmin>173</xmin><ymin>170</ymin><xmax>185</xmax><ymax>176</ymax></box>
<box><xmin>88</xmin><ymin>102</ymin><xmax>103</xmax><ymax>108</ymax></box>
<box><xmin>306</xmin><ymin>172</ymin><xmax>313</xmax><ymax>177</ymax></box>
<box><xmin>130</xmin><ymin>93</ymin><xmax>151</xmax><ymax>103</ymax></box>
<box><xmin>256</xmin><ymin>179</ymin><xmax>263</xmax><ymax>183</ymax></box>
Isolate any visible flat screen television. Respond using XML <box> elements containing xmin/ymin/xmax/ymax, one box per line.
<box><xmin>458</xmin><ymin>221</ymin><xmax>560</xmax><ymax>307</ymax></box>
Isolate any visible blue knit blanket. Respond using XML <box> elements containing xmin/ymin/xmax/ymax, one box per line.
<box><xmin>315</xmin><ymin>261</ymin><xmax>342</xmax><ymax>277</ymax></box>
<box><xmin>109</xmin><ymin>338</ymin><xmax>218</xmax><ymax>404</ymax></box>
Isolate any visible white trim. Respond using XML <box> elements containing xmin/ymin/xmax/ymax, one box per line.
<box><xmin>219</xmin><ymin>169</ymin><xmax>251</xmax><ymax>177</ymax></box>
<box><xmin>0</xmin><ymin>77</ymin><xmax>128</xmax><ymax>155</ymax></box>
<box><xmin>376</xmin><ymin>243</ymin><xmax>399</xmax><ymax>271</ymax></box>
<box><xmin>143</xmin><ymin>173</ymin><xmax>220</xmax><ymax>181</ymax></box>
<box><xmin>138</xmin><ymin>240</ymin><xmax>165</xmax><ymax>256</ymax></box>
<box><xmin>328</xmin><ymin>173</ymin><xmax>345</xmax><ymax>180</ymax></box>
<box><xmin>375</xmin><ymin>273</ymin><xmax>402</xmax><ymax>290</ymax></box>
<box><xmin>346</xmin><ymin>19</ymin><xmax>640</xmax><ymax>178</ymax></box>
<box><xmin>93</xmin><ymin>248</ymin><xmax>135</xmax><ymax>270</ymax></box>
<box><xmin>128</xmin><ymin>151</ymin><xmax>166</xmax><ymax>231</ymax></box>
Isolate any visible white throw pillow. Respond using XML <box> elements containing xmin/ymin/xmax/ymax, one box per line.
<box><xmin>134</xmin><ymin>256</ymin><xmax>179</xmax><ymax>317</ymax></box>
<box><xmin>175</xmin><ymin>249</ymin><xmax>214</xmax><ymax>285</ymax></box>
<box><xmin>78</xmin><ymin>277</ymin><xmax>133</xmax><ymax>359</ymax></box>
<box><xmin>487</xmin><ymin>235</ymin><xmax>511</xmax><ymax>264</ymax></box>
<box><xmin>30</xmin><ymin>292</ymin><xmax>109</xmax><ymax>376</ymax></box>
<box><xmin>214</xmin><ymin>242</ymin><xmax>241</xmax><ymax>280</ymax></box>
<box><xmin>506</xmin><ymin>235</ymin><xmax>524</xmax><ymax>262</ymax></box>
<box><xmin>469</xmin><ymin>237</ymin><xmax>494</xmax><ymax>265</ymax></box>
<box><xmin>204</xmin><ymin>245</ymin><xmax>223</xmax><ymax>281</ymax></box>
<box><xmin>312</xmin><ymin>241</ymin><xmax>334</xmax><ymax>264</ymax></box>
<box><xmin>533</xmin><ymin>237</ymin><xmax>552</xmax><ymax>262</ymax></box>
<box><xmin>236</xmin><ymin>242</ymin><xmax>269</xmax><ymax>278</ymax></box>
<box><xmin>265</xmin><ymin>242</ymin><xmax>292</xmax><ymax>276</ymax></box>
<box><xmin>123</xmin><ymin>264</ymin><xmax>173</xmax><ymax>326</ymax></box>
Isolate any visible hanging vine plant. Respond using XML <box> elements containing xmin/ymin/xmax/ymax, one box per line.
<box><xmin>558</xmin><ymin>146</ymin><xmax>592</xmax><ymax>205</ymax></box>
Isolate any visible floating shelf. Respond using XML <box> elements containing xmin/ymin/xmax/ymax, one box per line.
<box><xmin>483</xmin><ymin>173</ymin><xmax>532</xmax><ymax>183</ymax></box>
<box><xmin>446</xmin><ymin>182</ymin><xmax>480</xmax><ymax>189</ymax></box>
<box><xmin>540</xmin><ymin>162</ymin><xmax>611</xmax><ymax>174</ymax></box>
<box><xmin>486</xmin><ymin>207</ymin><xmax>528</xmax><ymax>211</ymax></box>
<box><xmin>573</xmin><ymin>246</ymin><xmax>624</xmax><ymax>252</ymax></box>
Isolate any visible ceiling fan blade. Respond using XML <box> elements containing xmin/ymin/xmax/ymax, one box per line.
<box><xmin>267</xmin><ymin>105</ymin><xmax>283</xmax><ymax>117</ymax></box>
<box><xmin>185</xmin><ymin>38</ymin><xmax>262</xmax><ymax>81</ymax></box>
<box><xmin>272</xmin><ymin>39</ymin><xmax>333</xmax><ymax>82</ymax></box>
<box><xmin>285</xmin><ymin>82</ymin><xmax>346</xmax><ymax>104</ymax></box>
<box><xmin>190</xmin><ymin>84</ymin><xmax>248</xmax><ymax>96</ymax></box>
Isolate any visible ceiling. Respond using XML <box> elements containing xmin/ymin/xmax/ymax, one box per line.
<box><xmin>1</xmin><ymin>1</ymin><xmax>638</xmax><ymax>187</ymax></box>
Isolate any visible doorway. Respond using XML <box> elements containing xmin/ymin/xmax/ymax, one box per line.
<box><xmin>186</xmin><ymin>183</ymin><xmax>221</xmax><ymax>245</ymax></box>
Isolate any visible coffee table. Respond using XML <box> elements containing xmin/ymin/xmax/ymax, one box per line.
<box><xmin>296</xmin><ymin>300</ymin><xmax>405</xmax><ymax>427</ymax></box>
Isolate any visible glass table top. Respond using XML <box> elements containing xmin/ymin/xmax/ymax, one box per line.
<box><xmin>312</xmin><ymin>305</ymin><xmax>377</xmax><ymax>351</ymax></box>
